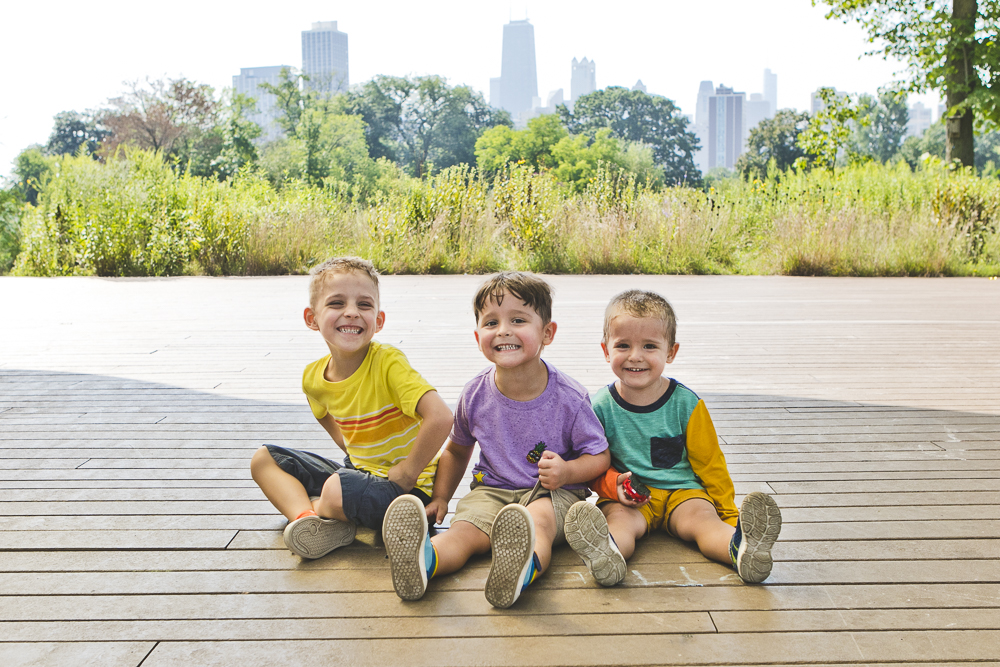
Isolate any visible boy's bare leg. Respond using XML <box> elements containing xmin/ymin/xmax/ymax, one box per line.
<box><xmin>668</xmin><ymin>498</ymin><xmax>736</xmax><ymax>565</ymax></box>
<box><xmin>250</xmin><ymin>446</ymin><xmax>314</xmax><ymax>521</ymax></box>
<box><xmin>312</xmin><ymin>473</ymin><xmax>349</xmax><ymax>522</ymax></box>
<box><xmin>429</xmin><ymin>520</ymin><xmax>492</xmax><ymax>575</ymax></box>
<box><xmin>601</xmin><ymin>502</ymin><xmax>647</xmax><ymax>559</ymax></box>
<box><xmin>525</xmin><ymin>497</ymin><xmax>557</xmax><ymax>571</ymax></box>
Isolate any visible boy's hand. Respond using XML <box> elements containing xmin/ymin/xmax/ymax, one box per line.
<box><xmin>537</xmin><ymin>450</ymin><xmax>570</xmax><ymax>490</ymax></box>
<box><xmin>617</xmin><ymin>472</ymin><xmax>649</xmax><ymax>507</ymax></box>
<box><xmin>387</xmin><ymin>462</ymin><xmax>419</xmax><ymax>492</ymax></box>
<box><xmin>425</xmin><ymin>497</ymin><xmax>449</xmax><ymax>525</ymax></box>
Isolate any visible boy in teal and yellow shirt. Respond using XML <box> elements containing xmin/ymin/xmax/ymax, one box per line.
<box><xmin>564</xmin><ymin>289</ymin><xmax>782</xmax><ymax>586</ymax></box>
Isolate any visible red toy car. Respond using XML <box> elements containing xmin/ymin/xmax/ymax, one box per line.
<box><xmin>622</xmin><ymin>475</ymin><xmax>650</xmax><ymax>503</ymax></box>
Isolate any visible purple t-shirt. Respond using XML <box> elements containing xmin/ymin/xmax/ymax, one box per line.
<box><xmin>449</xmin><ymin>362</ymin><xmax>609</xmax><ymax>490</ymax></box>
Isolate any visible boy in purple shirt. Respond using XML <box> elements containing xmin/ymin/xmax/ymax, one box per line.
<box><xmin>382</xmin><ymin>271</ymin><xmax>611</xmax><ymax>608</ymax></box>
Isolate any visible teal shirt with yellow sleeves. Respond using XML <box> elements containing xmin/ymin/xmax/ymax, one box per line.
<box><xmin>591</xmin><ymin>380</ymin><xmax>739</xmax><ymax>525</ymax></box>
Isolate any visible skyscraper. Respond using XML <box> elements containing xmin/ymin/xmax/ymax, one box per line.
<box><xmin>494</xmin><ymin>19</ymin><xmax>538</xmax><ymax>118</ymax></box>
<box><xmin>694</xmin><ymin>80</ymin><xmax>714</xmax><ymax>173</ymax></box>
<box><xmin>907</xmin><ymin>101</ymin><xmax>933</xmax><ymax>138</ymax></box>
<box><xmin>301</xmin><ymin>21</ymin><xmax>349</xmax><ymax>94</ymax></box>
<box><xmin>746</xmin><ymin>93</ymin><xmax>771</xmax><ymax>135</ymax></box>
<box><xmin>763</xmin><ymin>69</ymin><xmax>777</xmax><ymax>116</ymax></box>
<box><xmin>571</xmin><ymin>57</ymin><xmax>597</xmax><ymax>102</ymax></box>
<box><xmin>708</xmin><ymin>85</ymin><xmax>745</xmax><ymax>170</ymax></box>
<box><xmin>232</xmin><ymin>66</ymin><xmax>294</xmax><ymax>144</ymax></box>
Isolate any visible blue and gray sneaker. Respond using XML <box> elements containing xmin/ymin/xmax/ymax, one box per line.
<box><xmin>729</xmin><ymin>491</ymin><xmax>782</xmax><ymax>584</ymax></box>
<box><xmin>383</xmin><ymin>494</ymin><xmax>437</xmax><ymax>601</ymax></box>
<box><xmin>485</xmin><ymin>503</ymin><xmax>537</xmax><ymax>608</ymax></box>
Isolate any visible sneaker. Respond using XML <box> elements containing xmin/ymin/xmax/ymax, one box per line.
<box><xmin>564</xmin><ymin>501</ymin><xmax>626</xmax><ymax>586</ymax></box>
<box><xmin>283</xmin><ymin>514</ymin><xmax>356</xmax><ymax>559</ymax></box>
<box><xmin>383</xmin><ymin>494</ymin><xmax>432</xmax><ymax>601</ymax></box>
<box><xmin>730</xmin><ymin>491</ymin><xmax>782</xmax><ymax>583</ymax></box>
<box><xmin>485</xmin><ymin>503</ymin><xmax>536</xmax><ymax>609</ymax></box>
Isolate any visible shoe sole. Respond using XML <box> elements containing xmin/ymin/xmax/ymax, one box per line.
<box><xmin>564</xmin><ymin>501</ymin><xmax>626</xmax><ymax>587</ymax></box>
<box><xmin>283</xmin><ymin>515</ymin><xmax>356</xmax><ymax>559</ymax></box>
<box><xmin>382</xmin><ymin>494</ymin><xmax>429</xmax><ymax>601</ymax></box>
<box><xmin>736</xmin><ymin>491</ymin><xmax>782</xmax><ymax>583</ymax></box>
<box><xmin>485</xmin><ymin>504</ymin><xmax>535</xmax><ymax>609</ymax></box>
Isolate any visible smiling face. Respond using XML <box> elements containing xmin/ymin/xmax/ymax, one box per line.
<box><xmin>474</xmin><ymin>290</ymin><xmax>556</xmax><ymax>370</ymax></box>
<box><xmin>304</xmin><ymin>270</ymin><xmax>384</xmax><ymax>358</ymax></box>
<box><xmin>601</xmin><ymin>314</ymin><xmax>679</xmax><ymax>404</ymax></box>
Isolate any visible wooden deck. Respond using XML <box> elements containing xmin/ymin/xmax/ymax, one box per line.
<box><xmin>1</xmin><ymin>275</ymin><xmax>999</xmax><ymax>666</ymax></box>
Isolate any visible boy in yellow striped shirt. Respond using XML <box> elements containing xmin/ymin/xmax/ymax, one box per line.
<box><xmin>250</xmin><ymin>257</ymin><xmax>453</xmax><ymax>559</ymax></box>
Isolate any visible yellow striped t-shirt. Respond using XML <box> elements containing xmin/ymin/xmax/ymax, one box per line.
<box><xmin>302</xmin><ymin>341</ymin><xmax>439</xmax><ymax>496</ymax></box>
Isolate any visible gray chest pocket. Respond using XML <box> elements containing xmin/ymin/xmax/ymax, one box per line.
<box><xmin>650</xmin><ymin>434</ymin><xmax>686</xmax><ymax>469</ymax></box>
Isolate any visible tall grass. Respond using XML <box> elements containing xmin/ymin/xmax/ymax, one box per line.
<box><xmin>10</xmin><ymin>149</ymin><xmax>1000</xmax><ymax>277</ymax></box>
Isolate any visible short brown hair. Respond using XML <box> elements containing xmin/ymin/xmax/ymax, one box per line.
<box><xmin>602</xmin><ymin>290</ymin><xmax>677</xmax><ymax>346</ymax></box>
<box><xmin>308</xmin><ymin>257</ymin><xmax>380</xmax><ymax>308</ymax></box>
<box><xmin>473</xmin><ymin>271</ymin><xmax>553</xmax><ymax>324</ymax></box>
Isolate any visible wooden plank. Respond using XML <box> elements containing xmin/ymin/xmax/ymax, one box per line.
<box><xmin>0</xmin><ymin>612</ymin><xmax>716</xmax><ymax>642</ymax></box>
<box><xmin>712</xmin><ymin>608</ymin><xmax>1000</xmax><ymax>632</ymax></box>
<box><xmin>774</xmin><ymin>539</ymin><xmax>1000</xmax><ymax>561</ymax></box>
<box><xmin>781</xmin><ymin>520</ymin><xmax>1000</xmax><ymax>540</ymax></box>
<box><xmin>0</xmin><ymin>643</ymin><xmax>154</xmax><ymax>667</ymax></box>
<box><xmin>0</xmin><ymin>530</ymin><xmax>237</xmax><ymax>550</ymax></box>
<box><xmin>134</xmin><ymin>631</ymin><xmax>1000</xmax><ymax>666</ymax></box>
<box><xmin>5</xmin><ymin>585</ymin><xmax>1000</xmax><ymax>622</ymax></box>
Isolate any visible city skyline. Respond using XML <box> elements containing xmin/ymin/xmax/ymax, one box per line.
<box><xmin>1</xmin><ymin>0</ymin><xmax>943</xmax><ymax>178</ymax></box>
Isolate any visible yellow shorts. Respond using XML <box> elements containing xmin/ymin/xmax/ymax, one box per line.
<box><xmin>601</xmin><ymin>487</ymin><xmax>716</xmax><ymax>537</ymax></box>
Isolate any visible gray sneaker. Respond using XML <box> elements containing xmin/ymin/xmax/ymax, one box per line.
<box><xmin>283</xmin><ymin>514</ymin><xmax>356</xmax><ymax>559</ymax></box>
<box><xmin>729</xmin><ymin>491</ymin><xmax>782</xmax><ymax>583</ymax></box>
<box><xmin>565</xmin><ymin>501</ymin><xmax>626</xmax><ymax>586</ymax></box>
<box><xmin>383</xmin><ymin>494</ymin><xmax>432</xmax><ymax>601</ymax></box>
<box><xmin>485</xmin><ymin>503</ymin><xmax>536</xmax><ymax>609</ymax></box>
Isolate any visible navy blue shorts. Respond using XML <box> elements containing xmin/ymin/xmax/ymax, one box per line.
<box><xmin>264</xmin><ymin>445</ymin><xmax>431</xmax><ymax>530</ymax></box>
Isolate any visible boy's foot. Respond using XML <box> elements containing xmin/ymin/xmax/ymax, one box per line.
<box><xmin>564</xmin><ymin>501</ymin><xmax>626</xmax><ymax>587</ymax></box>
<box><xmin>383</xmin><ymin>494</ymin><xmax>433</xmax><ymax>601</ymax></box>
<box><xmin>485</xmin><ymin>503</ymin><xmax>536</xmax><ymax>609</ymax></box>
<box><xmin>283</xmin><ymin>513</ymin><xmax>356</xmax><ymax>559</ymax></box>
<box><xmin>730</xmin><ymin>491</ymin><xmax>782</xmax><ymax>583</ymax></box>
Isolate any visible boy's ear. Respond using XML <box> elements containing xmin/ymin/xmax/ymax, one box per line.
<box><xmin>666</xmin><ymin>342</ymin><xmax>680</xmax><ymax>363</ymax></box>
<box><xmin>542</xmin><ymin>320</ymin><xmax>557</xmax><ymax>346</ymax></box>
<box><xmin>375</xmin><ymin>310</ymin><xmax>386</xmax><ymax>332</ymax></box>
<box><xmin>600</xmin><ymin>342</ymin><xmax>611</xmax><ymax>362</ymax></box>
<box><xmin>304</xmin><ymin>307</ymin><xmax>319</xmax><ymax>331</ymax></box>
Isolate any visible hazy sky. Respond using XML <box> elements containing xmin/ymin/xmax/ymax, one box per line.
<box><xmin>1</xmin><ymin>0</ymin><xmax>939</xmax><ymax>179</ymax></box>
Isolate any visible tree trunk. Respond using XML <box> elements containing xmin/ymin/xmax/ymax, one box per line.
<box><xmin>946</xmin><ymin>0</ymin><xmax>977</xmax><ymax>167</ymax></box>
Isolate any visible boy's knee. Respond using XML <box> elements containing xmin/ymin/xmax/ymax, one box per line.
<box><xmin>250</xmin><ymin>446</ymin><xmax>276</xmax><ymax>476</ymax></box>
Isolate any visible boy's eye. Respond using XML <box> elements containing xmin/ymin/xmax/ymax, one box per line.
<box><xmin>357</xmin><ymin>302</ymin><xmax>372</xmax><ymax>309</ymax></box>
<box><xmin>328</xmin><ymin>300</ymin><xmax>343</xmax><ymax>307</ymax></box>
<box><xmin>483</xmin><ymin>319</ymin><xmax>498</xmax><ymax>327</ymax></box>
<box><xmin>512</xmin><ymin>318</ymin><xmax>525</xmax><ymax>324</ymax></box>
<box><xmin>644</xmin><ymin>344</ymin><xmax>658</xmax><ymax>350</ymax></box>
<box><xmin>615</xmin><ymin>343</ymin><xmax>629</xmax><ymax>349</ymax></box>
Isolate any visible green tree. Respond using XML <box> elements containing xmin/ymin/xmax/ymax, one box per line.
<box><xmin>816</xmin><ymin>0</ymin><xmax>1000</xmax><ymax>166</ymax></box>
<box><xmin>896</xmin><ymin>122</ymin><xmax>947</xmax><ymax>168</ymax></box>
<box><xmin>736</xmin><ymin>109</ymin><xmax>812</xmax><ymax>179</ymax></box>
<box><xmin>975</xmin><ymin>129</ymin><xmax>1000</xmax><ymax>174</ymax></box>
<box><xmin>0</xmin><ymin>186</ymin><xmax>24</xmax><ymax>272</ymax></box>
<box><xmin>45</xmin><ymin>111</ymin><xmax>108</xmax><ymax>157</ymax></box>
<box><xmin>474</xmin><ymin>114</ymin><xmax>568</xmax><ymax>178</ymax></box>
<box><xmin>344</xmin><ymin>75</ymin><xmax>511</xmax><ymax>178</ymax></box>
<box><xmin>12</xmin><ymin>146</ymin><xmax>55</xmax><ymax>206</ymax></box>
<box><xmin>211</xmin><ymin>93</ymin><xmax>262</xmax><ymax>179</ymax></box>
<box><xmin>258</xmin><ymin>68</ymin><xmax>310</xmax><ymax>139</ymax></box>
<box><xmin>558</xmin><ymin>86</ymin><xmax>701</xmax><ymax>186</ymax></box>
<box><xmin>797</xmin><ymin>88</ymin><xmax>865</xmax><ymax>170</ymax></box>
<box><xmin>851</xmin><ymin>88</ymin><xmax>910</xmax><ymax>162</ymax></box>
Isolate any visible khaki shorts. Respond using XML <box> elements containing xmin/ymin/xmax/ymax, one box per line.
<box><xmin>453</xmin><ymin>481</ymin><xmax>588</xmax><ymax>544</ymax></box>
<box><xmin>601</xmin><ymin>487</ymin><xmax>715</xmax><ymax>537</ymax></box>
